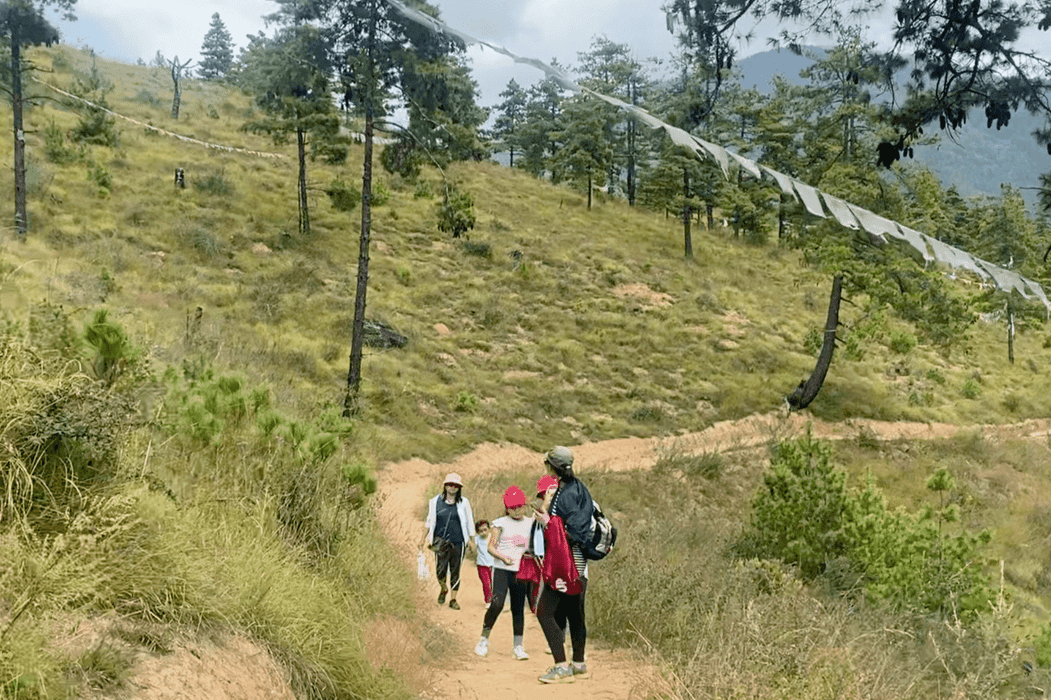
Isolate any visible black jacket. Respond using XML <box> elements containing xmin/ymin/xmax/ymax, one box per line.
<box><xmin>551</xmin><ymin>478</ymin><xmax>594</xmax><ymax>547</ymax></box>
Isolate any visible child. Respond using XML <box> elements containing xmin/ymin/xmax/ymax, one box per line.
<box><xmin>474</xmin><ymin>519</ymin><xmax>494</xmax><ymax>606</ymax></box>
<box><xmin>474</xmin><ymin>486</ymin><xmax>534</xmax><ymax>661</ymax></box>
<box><xmin>522</xmin><ymin>476</ymin><xmax>558</xmax><ymax>612</ymax></box>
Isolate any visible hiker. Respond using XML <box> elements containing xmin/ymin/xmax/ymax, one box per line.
<box><xmin>535</xmin><ymin>446</ymin><xmax>593</xmax><ymax>684</ymax></box>
<box><xmin>474</xmin><ymin>519</ymin><xmax>494</xmax><ymax>606</ymax></box>
<box><xmin>420</xmin><ymin>473</ymin><xmax>476</xmax><ymax>610</ymax></box>
<box><xmin>522</xmin><ymin>475</ymin><xmax>558</xmax><ymax>613</ymax></box>
<box><xmin>474</xmin><ymin>485</ymin><xmax>534</xmax><ymax>660</ymax></box>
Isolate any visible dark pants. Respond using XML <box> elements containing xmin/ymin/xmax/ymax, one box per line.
<box><xmin>537</xmin><ymin>579</ymin><xmax>587</xmax><ymax>663</ymax></box>
<box><xmin>482</xmin><ymin>568</ymin><xmax>529</xmax><ymax>636</ymax></box>
<box><xmin>433</xmin><ymin>540</ymin><xmax>464</xmax><ymax>591</ymax></box>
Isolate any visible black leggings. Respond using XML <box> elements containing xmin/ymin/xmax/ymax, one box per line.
<box><xmin>537</xmin><ymin>579</ymin><xmax>587</xmax><ymax>663</ymax></box>
<box><xmin>433</xmin><ymin>541</ymin><xmax>464</xmax><ymax>591</ymax></box>
<box><xmin>482</xmin><ymin>568</ymin><xmax>529</xmax><ymax>636</ymax></box>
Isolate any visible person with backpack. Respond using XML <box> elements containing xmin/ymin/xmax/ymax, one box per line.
<box><xmin>534</xmin><ymin>446</ymin><xmax>592</xmax><ymax>684</ymax></box>
<box><xmin>419</xmin><ymin>473</ymin><xmax>476</xmax><ymax>610</ymax></box>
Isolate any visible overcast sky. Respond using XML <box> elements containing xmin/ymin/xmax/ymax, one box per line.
<box><xmin>55</xmin><ymin>0</ymin><xmax>765</xmax><ymax>108</ymax></box>
<box><xmin>53</xmin><ymin>0</ymin><xmax>1042</xmax><ymax>112</ymax></box>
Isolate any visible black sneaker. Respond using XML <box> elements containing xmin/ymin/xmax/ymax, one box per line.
<box><xmin>438</xmin><ymin>590</ymin><xmax>447</xmax><ymax>605</ymax></box>
<box><xmin>449</xmin><ymin>599</ymin><xmax>460</xmax><ymax>610</ymax></box>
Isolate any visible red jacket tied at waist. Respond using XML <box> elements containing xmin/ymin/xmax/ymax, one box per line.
<box><xmin>541</xmin><ymin>515</ymin><xmax>582</xmax><ymax>595</ymax></box>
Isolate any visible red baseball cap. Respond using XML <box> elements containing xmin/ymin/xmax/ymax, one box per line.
<box><xmin>536</xmin><ymin>475</ymin><xmax>559</xmax><ymax>496</ymax></box>
<box><xmin>503</xmin><ymin>485</ymin><xmax>527</xmax><ymax>509</ymax></box>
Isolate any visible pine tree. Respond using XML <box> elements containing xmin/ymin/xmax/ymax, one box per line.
<box><xmin>0</xmin><ymin>0</ymin><xmax>74</xmax><ymax>241</ymax></box>
<box><xmin>491</xmin><ymin>79</ymin><xmax>526</xmax><ymax>167</ymax></box>
<box><xmin>198</xmin><ymin>12</ymin><xmax>233</xmax><ymax>80</ymax></box>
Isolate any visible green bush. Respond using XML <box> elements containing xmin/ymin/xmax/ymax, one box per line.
<box><xmin>43</xmin><ymin>120</ymin><xmax>79</xmax><ymax>164</ymax></box>
<box><xmin>83</xmin><ymin>308</ymin><xmax>141</xmax><ymax>386</ymax></box>
<box><xmin>325</xmin><ymin>179</ymin><xmax>359</xmax><ymax>213</ymax></box>
<box><xmin>741</xmin><ymin>434</ymin><xmax>991</xmax><ymax>615</ymax></box>
<box><xmin>379</xmin><ymin>138</ymin><xmax>422</xmax><ymax>179</ymax></box>
<box><xmin>192</xmin><ymin>171</ymin><xmax>233</xmax><ymax>197</ymax></box>
<box><xmin>743</xmin><ymin>434</ymin><xmax>850</xmax><ymax>578</ymax></box>
<box><xmin>962</xmin><ymin>377</ymin><xmax>981</xmax><ymax>399</ymax></box>
<box><xmin>889</xmin><ymin>331</ymin><xmax>917</xmax><ymax>354</ymax></box>
<box><xmin>437</xmin><ymin>185</ymin><xmax>475</xmax><ymax>238</ymax></box>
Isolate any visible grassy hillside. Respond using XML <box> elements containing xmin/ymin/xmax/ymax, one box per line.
<box><xmin>6</xmin><ymin>45</ymin><xmax>1050</xmax><ymax>464</ymax></box>
<box><xmin>3</xmin><ymin>45</ymin><xmax>1051</xmax><ymax>699</ymax></box>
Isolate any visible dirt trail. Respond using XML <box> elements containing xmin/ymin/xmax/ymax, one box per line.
<box><xmin>377</xmin><ymin>412</ymin><xmax>1051</xmax><ymax>700</ymax></box>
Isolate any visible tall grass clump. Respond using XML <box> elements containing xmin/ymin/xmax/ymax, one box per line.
<box><xmin>587</xmin><ymin>464</ymin><xmax>1027</xmax><ymax>700</ymax></box>
<box><xmin>0</xmin><ymin>305</ymin><xmax>414</xmax><ymax>699</ymax></box>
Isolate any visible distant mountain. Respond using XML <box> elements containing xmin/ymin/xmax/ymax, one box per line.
<box><xmin>735</xmin><ymin>48</ymin><xmax>1050</xmax><ymax>208</ymax></box>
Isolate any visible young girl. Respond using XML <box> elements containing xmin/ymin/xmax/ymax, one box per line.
<box><xmin>474</xmin><ymin>519</ymin><xmax>494</xmax><ymax>606</ymax></box>
<box><xmin>473</xmin><ymin>486</ymin><xmax>534</xmax><ymax>660</ymax></box>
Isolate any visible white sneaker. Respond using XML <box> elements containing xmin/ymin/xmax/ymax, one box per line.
<box><xmin>512</xmin><ymin>645</ymin><xmax>529</xmax><ymax>660</ymax></box>
<box><xmin>474</xmin><ymin>638</ymin><xmax>489</xmax><ymax>657</ymax></box>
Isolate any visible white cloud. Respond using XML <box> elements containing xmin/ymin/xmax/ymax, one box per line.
<box><xmin>56</xmin><ymin>0</ymin><xmax>277</xmax><ymax>65</ymax></box>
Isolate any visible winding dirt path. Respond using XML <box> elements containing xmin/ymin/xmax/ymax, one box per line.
<box><xmin>376</xmin><ymin>412</ymin><xmax>1051</xmax><ymax>699</ymax></box>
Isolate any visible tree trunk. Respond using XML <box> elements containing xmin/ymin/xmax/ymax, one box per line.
<box><xmin>11</xmin><ymin>33</ymin><xmax>27</xmax><ymax>241</ymax></box>
<box><xmin>345</xmin><ymin>0</ymin><xmax>378</xmax><ymax>416</ymax></box>
<box><xmin>509</xmin><ymin>146</ymin><xmax>514</xmax><ymax>168</ymax></box>
<box><xmin>587</xmin><ymin>173</ymin><xmax>592</xmax><ymax>210</ymax></box>
<box><xmin>626</xmin><ymin>118</ymin><xmax>636</xmax><ymax>206</ymax></box>
<box><xmin>170</xmin><ymin>68</ymin><xmax>181</xmax><ymax>119</ymax></box>
<box><xmin>683</xmin><ymin>168</ymin><xmax>693</xmax><ymax>259</ymax></box>
<box><xmin>345</xmin><ymin>109</ymin><xmax>374</xmax><ymax>416</ymax></box>
<box><xmin>778</xmin><ymin>195</ymin><xmax>786</xmax><ymax>241</ymax></box>
<box><xmin>787</xmin><ymin>275</ymin><xmax>843</xmax><ymax>410</ymax></box>
<box><xmin>1007</xmin><ymin>305</ymin><xmax>1015</xmax><ymax>364</ymax></box>
<box><xmin>706</xmin><ymin>203</ymin><xmax>714</xmax><ymax>230</ymax></box>
<box><xmin>296</xmin><ymin>125</ymin><xmax>310</xmax><ymax>236</ymax></box>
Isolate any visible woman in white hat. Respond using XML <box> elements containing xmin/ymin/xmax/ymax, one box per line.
<box><xmin>420</xmin><ymin>472</ymin><xmax>476</xmax><ymax>610</ymax></box>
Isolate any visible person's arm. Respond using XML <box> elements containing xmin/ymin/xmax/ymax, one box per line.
<box><xmin>463</xmin><ymin>500</ymin><xmax>476</xmax><ymax>551</ymax></box>
<box><xmin>487</xmin><ymin>526</ymin><xmax>512</xmax><ymax>566</ymax></box>
<box><xmin>419</xmin><ymin>497</ymin><xmax>435</xmax><ymax>549</ymax></box>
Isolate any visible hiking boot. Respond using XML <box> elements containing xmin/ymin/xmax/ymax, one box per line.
<box><xmin>571</xmin><ymin>661</ymin><xmax>588</xmax><ymax>678</ymax></box>
<box><xmin>474</xmin><ymin>638</ymin><xmax>489</xmax><ymax>657</ymax></box>
<box><xmin>437</xmin><ymin>590</ymin><xmax>447</xmax><ymax>605</ymax></box>
<box><xmin>448</xmin><ymin>599</ymin><xmax>460</xmax><ymax>610</ymax></box>
<box><xmin>538</xmin><ymin>665</ymin><xmax>575</xmax><ymax>684</ymax></box>
<box><xmin>512</xmin><ymin>645</ymin><xmax>529</xmax><ymax>660</ymax></box>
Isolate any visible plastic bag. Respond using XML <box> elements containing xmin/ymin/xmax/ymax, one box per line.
<box><xmin>417</xmin><ymin>551</ymin><xmax>430</xmax><ymax>581</ymax></box>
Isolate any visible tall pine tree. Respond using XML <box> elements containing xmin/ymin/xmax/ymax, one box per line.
<box><xmin>1</xmin><ymin>0</ymin><xmax>73</xmax><ymax>241</ymax></box>
<box><xmin>198</xmin><ymin>12</ymin><xmax>233</xmax><ymax>80</ymax></box>
<box><xmin>491</xmin><ymin>79</ymin><xmax>526</xmax><ymax>167</ymax></box>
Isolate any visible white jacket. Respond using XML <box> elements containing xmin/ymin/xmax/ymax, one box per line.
<box><xmin>425</xmin><ymin>494</ymin><xmax>476</xmax><ymax>545</ymax></box>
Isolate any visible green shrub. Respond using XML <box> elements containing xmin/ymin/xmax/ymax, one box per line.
<box><xmin>83</xmin><ymin>309</ymin><xmax>141</xmax><ymax>386</ymax></box>
<box><xmin>87</xmin><ymin>161</ymin><xmax>112</xmax><ymax>193</ymax></box>
<box><xmin>379</xmin><ymin>138</ymin><xmax>422</xmax><ymax>179</ymax></box>
<box><xmin>133</xmin><ymin>88</ymin><xmax>162</xmax><ymax>107</ymax></box>
<box><xmin>325</xmin><ymin>179</ymin><xmax>359</xmax><ymax>213</ymax></box>
<box><xmin>371</xmin><ymin>180</ymin><xmax>390</xmax><ymax>207</ymax></box>
<box><xmin>962</xmin><ymin>377</ymin><xmax>981</xmax><ymax>399</ymax></box>
<box><xmin>742</xmin><ymin>435</ymin><xmax>991</xmax><ymax>615</ymax></box>
<box><xmin>43</xmin><ymin>120</ymin><xmax>78</xmax><ymax>164</ymax></box>
<box><xmin>192</xmin><ymin>171</ymin><xmax>233</xmax><ymax>197</ymax></box>
<box><xmin>889</xmin><ymin>331</ymin><xmax>917</xmax><ymax>354</ymax></box>
<box><xmin>742</xmin><ymin>433</ymin><xmax>850</xmax><ymax>578</ymax></box>
<box><xmin>454</xmin><ymin>391</ymin><xmax>479</xmax><ymax>413</ymax></box>
<box><xmin>926</xmin><ymin>367</ymin><xmax>946</xmax><ymax>385</ymax></box>
<box><xmin>437</xmin><ymin>185</ymin><xmax>475</xmax><ymax>238</ymax></box>
<box><xmin>413</xmin><ymin>180</ymin><xmax>434</xmax><ymax>199</ymax></box>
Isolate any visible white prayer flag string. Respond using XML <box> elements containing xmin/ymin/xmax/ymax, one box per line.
<box><xmin>34</xmin><ymin>78</ymin><xmax>287</xmax><ymax>159</ymax></box>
